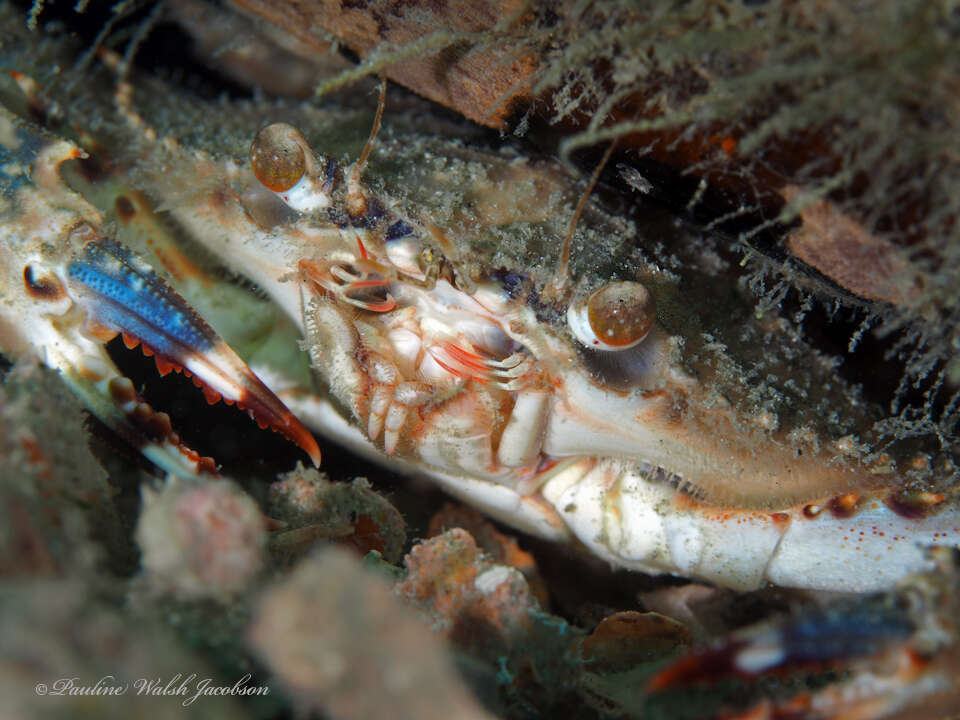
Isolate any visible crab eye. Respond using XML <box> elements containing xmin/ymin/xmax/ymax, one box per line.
<box><xmin>567</xmin><ymin>281</ymin><xmax>656</xmax><ymax>351</ymax></box>
<box><xmin>249</xmin><ymin>123</ymin><xmax>307</xmax><ymax>192</ymax></box>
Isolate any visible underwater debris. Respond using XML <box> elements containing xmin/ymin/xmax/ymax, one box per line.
<box><xmin>398</xmin><ymin>527</ymin><xmax>543</xmax><ymax>636</ymax></box>
<box><xmin>268</xmin><ymin>464</ymin><xmax>407</xmax><ymax>564</ymax></box>
<box><xmin>428</xmin><ymin>503</ymin><xmax>550</xmax><ymax>608</ymax></box>
<box><xmin>136</xmin><ymin>477</ymin><xmax>267</xmax><ymax>598</ymax></box>
<box><xmin>166</xmin><ymin>0</ymin><xmax>349</xmax><ymax>99</ymax></box>
<box><xmin>1</xmin><ymin>578</ymin><xmax>244</xmax><ymax>719</ymax></box>
<box><xmin>0</xmin><ymin>362</ymin><xmax>119</xmax><ymax>577</ymax></box>
<box><xmin>780</xmin><ymin>185</ymin><xmax>924</xmax><ymax>307</ymax></box>
<box><xmin>396</xmin><ymin>528</ymin><xmax>585</xmax><ymax>715</ymax></box>
<box><xmin>230</xmin><ymin>0</ymin><xmax>538</xmax><ymax>127</ymax></box>
<box><xmin>248</xmin><ymin>545</ymin><xmax>496</xmax><ymax>720</ymax></box>
<box><xmin>579</xmin><ymin>611</ymin><xmax>691</xmax><ymax>675</ymax></box>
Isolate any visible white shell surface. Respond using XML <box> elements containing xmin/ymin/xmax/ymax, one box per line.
<box><xmin>765</xmin><ymin>503</ymin><xmax>958</xmax><ymax>591</ymax></box>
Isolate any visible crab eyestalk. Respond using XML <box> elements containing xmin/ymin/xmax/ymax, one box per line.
<box><xmin>249</xmin><ymin>123</ymin><xmax>334</xmax><ymax>213</ymax></box>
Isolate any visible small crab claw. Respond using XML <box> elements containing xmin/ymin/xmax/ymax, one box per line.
<box><xmin>645</xmin><ymin>550</ymin><xmax>960</xmax><ymax>720</ymax></box>
<box><xmin>647</xmin><ymin>600</ymin><xmax>915</xmax><ymax>693</ymax></box>
<box><xmin>63</xmin><ymin>233</ymin><xmax>321</xmax><ymax>467</ymax></box>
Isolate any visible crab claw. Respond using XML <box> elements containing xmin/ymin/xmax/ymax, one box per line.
<box><xmin>63</xmin><ymin>233</ymin><xmax>321</xmax><ymax>467</ymax></box>
<box><xmin>0</xmin><ymin>101</ymin><xmax>318</xmax><ymax>477</ymax></box>
<box><xmin>646</xmin><ymin>550</ymin><xmax>960</xmax><ymax>720</ymax></box>
<box><xmin>647</xmin><ymin>599</ymin><xmax>914</xmax><ymax>692</ymax></box>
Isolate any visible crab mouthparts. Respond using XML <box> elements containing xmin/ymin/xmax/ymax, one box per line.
<box><xmin>66</xmin><ymin>236</ymin><xmax>321</xmax><ymax>467</ymax></box>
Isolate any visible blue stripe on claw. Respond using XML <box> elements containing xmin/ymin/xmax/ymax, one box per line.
<box><xmin>67</xmin><ymin>237</ymin><xmax>216</xmax><ymax>357</ymax></box>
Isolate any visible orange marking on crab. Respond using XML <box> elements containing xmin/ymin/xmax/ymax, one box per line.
<box><xmin>297</xmin><ymin>259</ymin><xmax>326</xmax><ymax>284</ymax></box>
<box><xmin>672</xmin><ymin>493</ymin><xmax>702</xmax><ymax>512</ymax></box>
<box><xmin>344</xmin><ymin>278</ymin><xmax>390</xmax><ymax>290</ymax></box>
<box><xmin>154</xmin><ymin>355</ymin><xmax>182</xmax><ymax>376</ymax></box>
<box><xmin>84</xmin><ymin>318</ymin><xmax>119</xmax><ymax>343</ymax></box>
<box><xmin>442</xmin><ymin>341</ymin><xmax>494</xmax><ymax>375</ymax></box>
<box><xmin>431</xmin><ymin>351</ymin><xmax>488</xmax><ymax>384</ymax></box>
<box><xmin>298</xmin><ymin>259</ymin><xmax>396</xmax><ymax>312</ymax></box>
<box><xmin>354</xmin><ymin>296</ymin><xmax>397</xmax><ymax>312</ymax></box>
<box><xmin>830</xmin><ymin>493</ymin><xmax>861</xmax><ymax>518</ymax></box>
<box><xmin>770</xmin><ymin>512</ymin><xmax>790</xmax><ymax>530</ymax></box>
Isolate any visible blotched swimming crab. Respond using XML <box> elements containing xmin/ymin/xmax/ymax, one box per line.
<box><xmin>1</xmin><ymin>5</ymin><xmax>959</xmax><ymax>716</ymax></box>
<box><xmin>1</xmin><ymin>1</ymin><xmax>957</xmax><ymax>592</ymax></box>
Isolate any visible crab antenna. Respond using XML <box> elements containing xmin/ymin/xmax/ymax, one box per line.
<box><xmin>551</xmin><ymin>139</ymin><xmax>618</xmax><ymax>297</ymax></box>
<box><xmin>358</xmin><ymin>76</ymin><xmax>388</xmax><ymax>173</ymax></box>
<box><xmin>347</xmin><ymin>76</ymin><xmax>388</xmax><ymax>218</ymax></box>
<box><xmin>101</xmin><ymin>47</ymin><xmax>178</xmax><ymax>155</ymax></box>
<box><xmin>118</xmin><ymin>1</ymin><xmax>166</xmax><ymax>81</ymax></box>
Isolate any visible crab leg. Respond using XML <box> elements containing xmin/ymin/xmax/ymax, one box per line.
<box><xmin>536</xmin><ymin>458</ymin><xmax>959</xmax><ymax>592</ymax></box>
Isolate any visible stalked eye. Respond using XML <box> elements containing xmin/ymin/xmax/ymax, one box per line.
<box><xmin>249</xmin><ymin>123</ymin><xmax>307</xmax><ymax>192</ymax></box>
<box><xmin>567</xmin><ymin>281</ymin><xmax>656</xmax><ymax>351</ymax></box>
